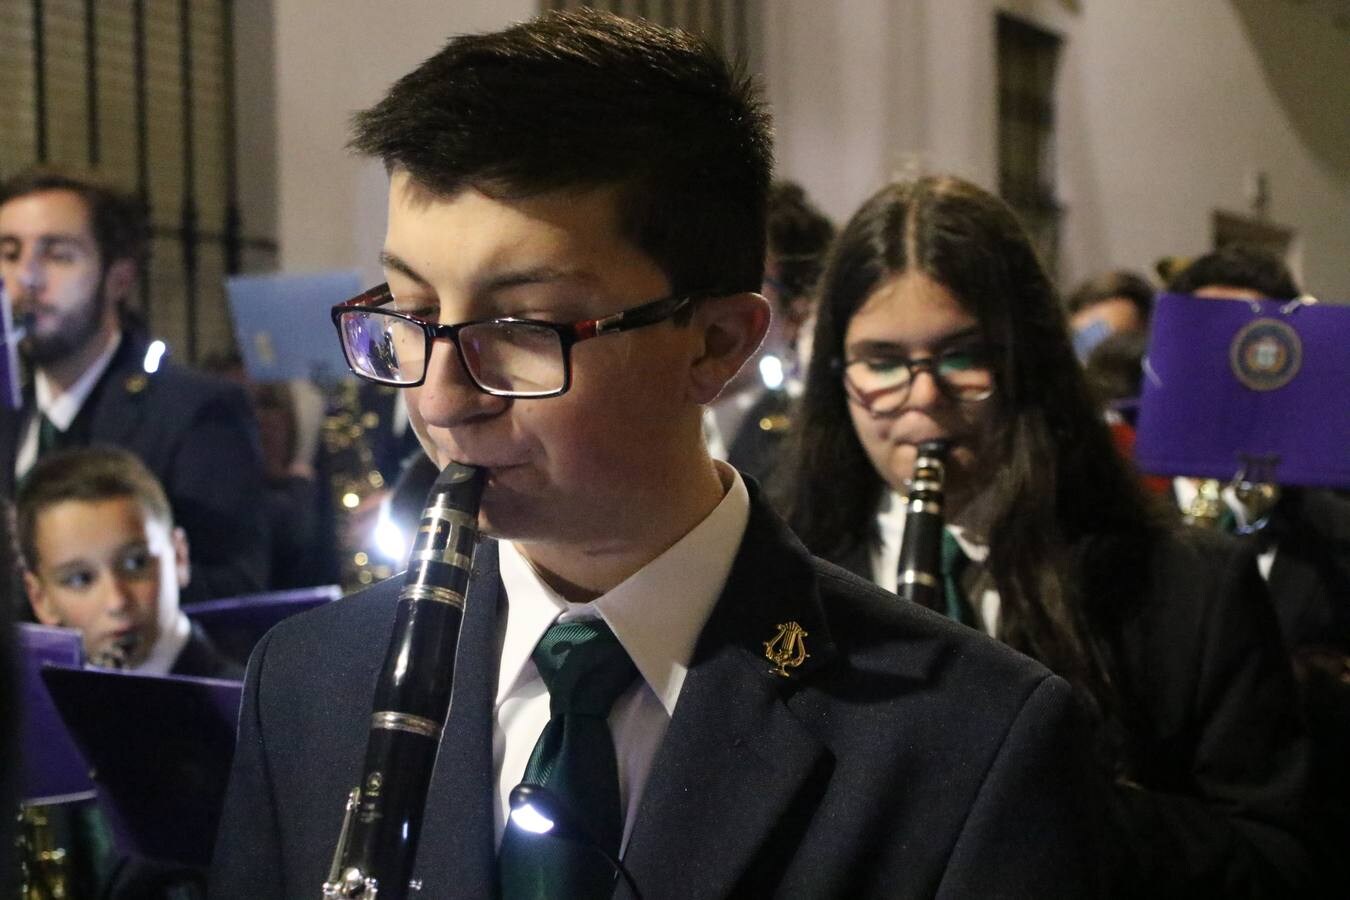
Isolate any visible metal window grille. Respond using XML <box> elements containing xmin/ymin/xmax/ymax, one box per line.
<box><xmin>996</xmin><ymin>13</ymin><xmax>1062</xmax><ymax>278</ymax></box>
<box><xmin>0</xmin><ymin>0</ymin><xmax>276</xmax><ymax>365</ymax></box>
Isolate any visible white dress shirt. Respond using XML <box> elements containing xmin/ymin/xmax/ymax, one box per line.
<box><xmin>869</xmin><ymin>490</ymin><xmax>1001</xmax><ymax>636</ymax></box>
<box><xmin>493</xmin><ymin>461</ymin><xmax>750</xmax><ymax>851</ymax></box>
<box><xmin>132</xmin><ymin>610</ymin><xmax>192</xmax><ymax>676</ymax></box>
<box><xmin>15</xmin><ymin>330</ymin><xmax>122</xmax><ymax>477</ymax></box>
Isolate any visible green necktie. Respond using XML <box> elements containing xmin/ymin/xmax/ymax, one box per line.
<box><xmin>37</xmin><ymin>412</ymin><xmax>61</xmax><ymax>454</ymax></box>
<box><xmin>940</xmin><ymin>529</ymin><xmax>977</xmax><ymax>627</ymax></box>
<box><xmin>499</xmin><ymin>619</ymin><xmax>638</xmax><ymax>899</ymax></box>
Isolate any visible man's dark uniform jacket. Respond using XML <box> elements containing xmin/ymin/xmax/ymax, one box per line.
<box><xmin>0</xmin><ymin>333</ymin><xmax>270</xmax><ymax>601</ymax></box>
<box><xmin>211</xmin><ymin>491</ymin><xmax>1103</xmax><ymax>898</ymax></box>
<box><xmin>833</xmin><ymin>524</ymin><xmax>1317</xmax><ymax>896</ymax></box>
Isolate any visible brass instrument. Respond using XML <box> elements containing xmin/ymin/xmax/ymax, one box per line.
<box><xmin>323</xmin><ymin>462</ymin><xmax>485</xmax><ymax>900</ymax></box>
<box><xmin>1232</xmin><ymin>478</ymin><xmax>1280</xmax><ymax>534</ymax></box>
<box><xmin>896</xmin><ymin>441</ymin><xmax>950</xmax><ymax>612</ymax></box>
<box><xmin>1182</xmin><ymin>478</ymin><xmax>1225</xmax><ymax>528</ymax></box>
<box><xmin>323</xmin><ymin>381</ymin><xmax>395</xmax><ymax>590</ymax></box>
<box><xmin>91</xmin><ymin>632</ymin><xmax>138</xmax><ymax>670</ymax></box>
<box><xmin>1181</xmin><ymin>476</ymin><xmax>1281</xmax><ymax>533</ymax></box>
<box><xmin>16</xmin><ymin>804</ymin><xmax>72</xmax><ymax>900</ymax></box>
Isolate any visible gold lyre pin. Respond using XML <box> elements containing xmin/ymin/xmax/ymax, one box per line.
<box><xmin>764</xmin><ymin>621</ymin><xmax>809</xmax><ymax>677</ymax></box>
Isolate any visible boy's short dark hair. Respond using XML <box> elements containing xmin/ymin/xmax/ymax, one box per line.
<box><xmin>1083</xmin><ymin>330</ymin><xmax>1148</xmax><ymax>405</ymax></box>
<box><xmin>1166</xmin><ymin>244</ymin><xmax>1301</xmax><ymax>300</ymax></box>
<box><xmin>766</xmin><ymin>181</ymin><xmax>835</xmax><ymax>310</ymax></box>
<box><xmin>1065</xmin><ymin>270</ymin><xmax>1155</xmax><ymax>324</ymax></box>
<box><xmin>349</xmin><ymin>8</ymin><xmax>772</xmax><ymax>296</ymax></box>
<box><xmin>0</xmin><ymin>168</ymin><xmax>148</xmax><ymax>272</ymax></box>
<box><xmin>16</xmin><ymin>446</ymin><xmax>173</xmax><ymax>571</ymax></box>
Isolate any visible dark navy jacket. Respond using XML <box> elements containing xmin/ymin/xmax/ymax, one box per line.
<box><xmin>211</xmin><ymin>491</ymin><xmax>1102</xmax><ymax>898</ymax></box>
<box><xmin>834</xmin><ymin>525</ymin><xmax>1317</xmax><ymax>897</ymax></box>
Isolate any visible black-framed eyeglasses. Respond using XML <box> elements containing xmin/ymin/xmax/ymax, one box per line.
<box><xmin>330</xmin><ymin>283</ymin><xmax>720</xmax><ymax>398</ymax></box>
<box><xmin>841</xmin><ymin>347</ymin><xmax>997</xmax><ymax>413</ymax></box>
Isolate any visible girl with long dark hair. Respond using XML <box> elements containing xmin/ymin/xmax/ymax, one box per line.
<box><xmin>787</xmin><ymin>176</ymin><xmax>1315</xmax><ymax>895</ymax></box>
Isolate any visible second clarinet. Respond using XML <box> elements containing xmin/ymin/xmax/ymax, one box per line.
<box><xmin>896</xmin><ymin>440</ymin><xmax>950</xmax><ymax>611</ymax></box>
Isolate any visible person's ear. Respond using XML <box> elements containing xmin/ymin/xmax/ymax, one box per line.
<box><xmin>25</xmin><ymin>570</ymin><xmax>60</xmax><ymax>626</ymax></box>
<box><xmin>686</xmin><ymin>292</ymin><xmax>771</xmax><ymax>404</ymax></box>
<box><xmin>101</xmin><ymin>257</ymin><xmax>138</xmax><ymax>306</ymax></box>
<box><xmin>172</xmin><ymin>526</ymin><xmax>191</xmax><ymax>589</ymax></box>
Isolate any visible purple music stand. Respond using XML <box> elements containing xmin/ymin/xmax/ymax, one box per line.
<box><xmin>16</xmin><ymin>623</ymin><xmax>94</xmax><ymax>804</ymax></box>
<box><xmin>1135</xmin><ymin>293</ymin><xmax>1350</xmax><ymax>487</ymax></box>
<box><xmin>39</xmin><ymin>665</ymin><xmax>244</xmax><ymax>867</ymax></box>
<box><xmin>184</xmin><ymin>584</ymin><xmax>340</xmax><ymax>663</ymax></box>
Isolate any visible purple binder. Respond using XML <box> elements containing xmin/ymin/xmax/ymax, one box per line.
<box><xmin>1135</xmin><ymin>293</ymin><xmax>1350</xmax><ymax>487</ymax></box>
<box><xmin>39</xmin><ymin>665</ymin><xmax>244</xmax><ymax>867</ymax></box>
<box><xmin>16</xmin><ymin>623</ymin><xmax>94</xmax><ymax>804</ymax></box>
<box><xmin>1</xmin><ymin>278</ymin><xmax>24</xmax><ymax>410</ymax></box>
<box><xmin>184</xmin><ymin>584</ymin><xmax>340</xmax><ymax>662</ymax></box>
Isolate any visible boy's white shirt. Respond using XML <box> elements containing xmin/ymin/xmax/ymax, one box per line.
<box><xmin>492</xmin><ymin>460</ymin><xmax>749</xmax><ymax>852</ymax></box>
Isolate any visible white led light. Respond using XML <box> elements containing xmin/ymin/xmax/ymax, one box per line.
<box><xmin>143</xmin><ymin>340</ymin><xmax>167</xmax><ymax>374</ymax></box>
<box><xmin>759</xmin><ymin>354</ymin><xmax>784</xmax><ymax>389</ymax></box>
<box><xmin>509</xmin><ymin>803</ymin><xmax>555</xmax><ymax>835</ymax></box>
<box><xmin>373</xmin><ymin>506</ymin><xmax>408</xmax><ymax>561</ymax></box>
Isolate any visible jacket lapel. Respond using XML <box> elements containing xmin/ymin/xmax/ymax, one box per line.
<box><xmin>622</xmin><ymin>497</ymin><xmax>838</xmax><ymax>898</ymax></box>
<box><xmin>412</xmin><ymin>538</ymin><xmax>503</xmax><ymax>896</ymax></box>
<box><xmin>0</xmin><ymin>403</ymin><xmax>19</xmax><ymax>497</ymax></box>
<box><xmin>85</xmin><ymin>336</ymin><xmax>150</xmax><ymax>447</ymax></box>
<box><xmin>1267</xmin><ymin>548</ymin><xmax>1321</xmax><ymax>622</ymax></box>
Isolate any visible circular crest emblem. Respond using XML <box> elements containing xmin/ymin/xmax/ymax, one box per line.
<box><xmin>1229</xmin><ymin>318</ymin><xmax>1302</xmax><ymax>391</ymax></box>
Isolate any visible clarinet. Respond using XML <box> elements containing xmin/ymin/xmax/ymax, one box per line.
<box><xmin>323</xmin><ymin>461</ymin><xmax>486</xmax><ymax>900</ymax></box>
<box><xmin>895</xmin><ymin>441</ymin><xmax>949</xmax><ymax>611</ymax></box>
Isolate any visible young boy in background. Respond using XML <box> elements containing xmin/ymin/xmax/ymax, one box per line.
<box><xmin>17</xmin><ymin>444</ymin><xmax>240</xmax><ymax>679</ymax></box>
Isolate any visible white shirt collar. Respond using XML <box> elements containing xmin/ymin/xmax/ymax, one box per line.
<box><xmin>496</xmin><ymin>461</ymin><xmax>750</xmax><ymax>717</ymax></box>
<box><xmin>35</xmin><ymin>330</ymin><xmax>123</xmax><ymax>430</ymax></box>
<box><xmin>876</xmin><ymin>489</ymin><xmax>990</xmax><ymax>561</ymax></box>
<box><xmin>946</xmin><ymin>523</ymin><xmax>988</xmax><ymax>563</ymax></box>
<box><xmin>871</xmin><ymin>489</ymin><xmax>994</xmax><ymax>626</ymax></box>
<box><xmin>131</xmin><ymin>610</ymin><xmax>191</xmax><ymax>677</ymax></box>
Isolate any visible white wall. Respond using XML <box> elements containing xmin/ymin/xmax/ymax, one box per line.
<box><xmin>762</xmin><ymin>0</ymin><xmax>1000</xmax><ymax>225</ymax></box>
<box><xmin>258</xmin><ymin>1</ymin><xmax>1349</xmax><ymax>297</ymax></box>
<box><xmin>763</xmin><ymin>0</ymin><xmax>1350</xmax><ymax>298</ymax></box>
<box><xmin>1051</xmin><ymin>0</ymin><xmax>1350</xmax><ymax>297</ymax></box>
<box><xmin>271</xmin><ymin>0</ymin><xmax>535</xmax><ymax>283</ymax></box>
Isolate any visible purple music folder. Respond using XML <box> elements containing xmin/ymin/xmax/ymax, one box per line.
<box><xmin>39</xmin><ymin>665</ymin><xmax>244</xmax><ymax>867</ymax></box>
<box><xmin>1</xmin><ymin>278</ymin><xmax>24</xmax><ymax>410</ymax></box>
<box><xmin>1135</xmin><ymin>293</ymin><xmax>1350</xmax><ymax>487</ymax></box>
<box><xmin>16</xmin><ymin>624</ymin><xmax>94</xmax><ymax>804</ymax></box>
<box><xmin>184</xmin><ymin>584</ymin><xmax>339</xmax><ymax>662</ymax></box>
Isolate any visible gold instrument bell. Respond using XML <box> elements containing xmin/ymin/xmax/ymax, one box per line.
<box><xmin>1181</xmin><ymin>476</ymin><xmax>1280</xmax><ymax>533</ymax></box>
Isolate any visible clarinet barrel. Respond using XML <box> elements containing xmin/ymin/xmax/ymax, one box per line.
<box><xmin>896</xmin><ymin>441</ymin><xmax>949</xmax><ymax>610</ymax></box>
<box><xmin>322</xmin><ymin>461</ymin><xmax>486</xmax><ymax>900</ymax></box>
